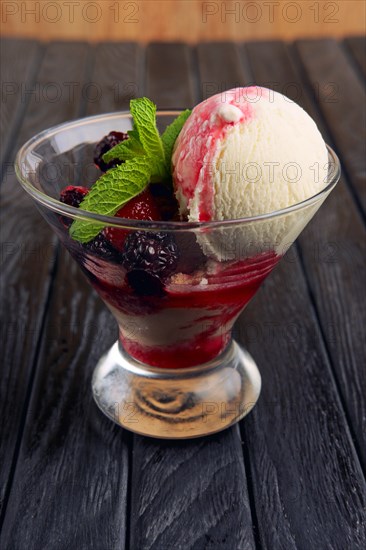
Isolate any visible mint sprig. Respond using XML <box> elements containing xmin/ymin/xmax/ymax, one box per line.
<box><xmin>102</xmin><ymin>129</ymin><xmax>145</xmax><ymax>163</ymax></box>
<box><xmin>70</xmin><ymin>157</ymin><xmax>152</xmax><ymax>243</ymax></box>
<box><xmin>102</xmin><ymin>99</ymin><xmax>167</xmax><ymax>178</ymax></box>
<box><xmin>69</xmin><ymin>98</ymin><xmax>191</xmax><ymax>243</ymax></box>
<box><xmin>130</xmin><ymin>98</ymin><xmax>167</xmax><ymax>178</ymax></box>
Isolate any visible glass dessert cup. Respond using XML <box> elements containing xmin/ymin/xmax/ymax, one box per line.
<box><xmin>15</xmin><ymin>112</ymin><xmax>340</xmax><ymax>439</ymax></box>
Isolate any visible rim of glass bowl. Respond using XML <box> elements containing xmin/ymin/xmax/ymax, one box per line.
<box><xmin>15</xmin><ymin>110</ymin><xmax>341</xmax><ymax>232</ymax></box>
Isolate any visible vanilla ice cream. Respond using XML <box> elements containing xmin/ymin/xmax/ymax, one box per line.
<box><xmin>172</xmin><ymin>87</ymin><xmax>329</xmax><ymax>259</ymax></box>
<box><xmin>172</xmin><ymin>87</ymin><xmax>328</xmax><ymax>221</ymax></box>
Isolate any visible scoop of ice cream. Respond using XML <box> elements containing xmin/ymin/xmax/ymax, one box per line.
<box><xmin>172</xmin><ymin>87</ymin><xmax>328</xmax><ymax>223</ymax></box>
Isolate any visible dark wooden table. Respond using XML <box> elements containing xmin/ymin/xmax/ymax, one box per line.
<box><xmin>1</xmin><ymin>37</ymin><xmax>365</xmax><ymax>550</ymax></box>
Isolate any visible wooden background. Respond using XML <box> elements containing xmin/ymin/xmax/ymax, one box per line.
<box><xmin>0</xmin><ymin>35</ymin><xmax>365</xmax><ymax>549</ymax></box>
<box><xmin>1</xmin><ymin>0</ymin><xmax>365</xmax><ymax>42</ymax></box>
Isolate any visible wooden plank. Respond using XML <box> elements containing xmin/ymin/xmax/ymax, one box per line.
<box><xmin>296</xmin><ymin>38</ymin><xmax>366</xmax><ymax>215</ymax></box>
<box><xmin>2</xmin><ymin>1</ymin><xmax>365</xmax><ymax>43</ymax></box>
<box><xmin>146</xmin><ymin>43</ymin><xmax>196</xmax><ymax>108</ymax></box>
<box><xmin>240</xmin><ymin>40</ymin><xmax>366</xmax><ymax>548</ymax></box>
<box><xmin>87</xmin><ymin>42</ymin><xmax>142</xmax><ymax>114</ymax></box>
<box><xmin>245</xmin><ymin>39</ymin><xmax>366</xmax><ymax>467</ymax></box>
<box><xmin>131</xmin><ymin>428</ymin><xmax>255</xmax><ymax>550</ymax></box>
<box><xmin>128</xmin><ymin>42</ymin><xmax>256</xmax><ymax>550</ymax></box>
<box><xmin>0</xmin><ymin>41</ymin><xmax>91</xmax><ymax>532</ymax></box>
<box><xmin>0</xmin><ymin>38</ymin><xmax>42</xmax><ymax>175</ymax></box>
<box><xmin>1</xmin><ymin>248</ymin><xmax>131</xmax><ymax>550</ymax></box>
<box><xmin>0</xmin><ymin>43</ymin><xmax>140</xmax><ymax>549</ymax></box>
<box><xmin>197</xmin><ymin>42</ymin><xmax>246</xmax><ymax>99</ymax></box>
<box><xmin>280</xmin><ymin>39</ymin><xmax>366</xmax><ymax>466</ymax></box>
<box><xmin>344</xmin><ymin>36</ymin><xmax>366</xmax><ymax>80</ymax></box>
<box><xmin>238</xmin><ymin>257</ymin><xmax>366</xmax><ymax>550</ymax></box>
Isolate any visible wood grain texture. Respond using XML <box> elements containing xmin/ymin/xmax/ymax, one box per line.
<box><xmin>245</xmin><ymin>38</ymin><xmax>366</xmax><ymax>469</ymax></box>
<box><xmin>197</xmin><ymin>42</ymin><xmax>246</xmax><ymax>99</ymax></box>
<box><xmin>86</xmin><ymin>42</ymin><xmax>142</xmax><ymax>114</ymax></box>
<box><xmin>1</xmin><ymin>37</ymin><xmax>365</xmax><ymax>550</ymax></box>
<box><xmin>0</xmin><ymin>38</ymin><xmax>42</xmax><ymax>174</ymax></box>
<box><xmin>0</xmin><ymin>41</ymin><xmax>90</xmax><ymax>524</ymax></box>
<box><xmin>130</xmin><ymin>428</ymin><xmax>255</xmax><ymax>550</ymax></box>
<box><xmin>1</xmin><ymin>41</ymin><xmax>139</xmax><ymax>549</ymax></box>
<box><xmin>1</xmin><ymin>248</ymin><xmax>131</xmax><ymax>550</ymax></box>
<box><xmin>295</xmin><ymin>38</ymin><xmax>366</xmax><ymax>215</ymax></box>
<box><xmin>344</xmin><ymin>36</ymin><xmax>366</xmax><ymax>80</ymax></box>
<box><xmin>146</xmin><ymin>43</ymin><xmax>196</xmax><ymax>108</ymax></box>
<box><xmin>238</xmin><ymin>258</ymin><xmax>366</xmax><ymax>550</ymax></box>
<box><xmin>239</xmin><ymin>40</ymin><xmax>366</xmax><ymax>548</ymax></box>
<box><xmin>2</xmin><ymin>1</ymin><xmax>365</xmax><ymax>42</ymax></box>
<box><xmin>128</xmin><ymin>42</ymin><xmax>256</xmax><ymax>550</ymax></box>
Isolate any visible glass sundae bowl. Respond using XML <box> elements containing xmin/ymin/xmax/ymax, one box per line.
<box><xmin>15</xmin><ymin>112</ymin><xmax>340</xmax><ymax>439</ymax></box>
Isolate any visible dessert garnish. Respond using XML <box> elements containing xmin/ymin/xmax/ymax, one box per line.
<box><xmin>122</xmin><ymin>231</ymin><xmax>179</xmax><ymax>277</ymax></box>
<box><xmin>60</xmin><ymin>185</ymin><xmax>89</xmax><ymax>227</ymax></box>
<box><xmin>94</xmin><ymin>131</ymin><xmax>128</xmax><ymax>172</ymax></box>
<box><xmin>122</xmin><ymin>231</ymin><xmax>179</xmax><ymax>296</ymax></box>
<box><xmin>84</xmin><ymin>233</ymin><xmax>121</xmax><ymax>262</ymax></box>
<box><xmin>69</xmin><ymin>98</ymin><xmax>191</xmax><ymax>243</ymax></box>
<box><xmin>60</xmin><ymin>185</ymin><xmax>89</xmax><ymax>207</ymax></box>
<box><xmin>102</xmin><ymin>188</ymin><xmax>161</xmax><ymax>251</ymax></box>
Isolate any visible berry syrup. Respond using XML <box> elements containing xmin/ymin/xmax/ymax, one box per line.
<box><xmin>80</xmin><ymin>246</ymin><xmax>280</xmax><ymax>369</ymax></box>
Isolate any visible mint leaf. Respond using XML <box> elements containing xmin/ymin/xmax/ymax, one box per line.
<box><xmin>68</xmin><ymin>100</ymin><xmax>192</xmax><ymax>244</ymax></box>
<box><xmin>130</xmin><ymin>97</ymin><xmax>167</xmax><ymax>178</ymax></box>
<box><xmin>161</xmin><ymin>109</ymin><xmax>191</xmax><ymax>170</ymax></box>
<box><xmin>102</xmin><ymin>104</ymin><xmax>190</xmax><ymax>175</ymax></box>
<box><xmin>102</xmin><ymin>131</ymin><xmax>145</xmax><ymax>163</ymax></box>
<box><xmin>69</xmin><ymin>157</ymin><xmax>152</xmax><ymax>243</ymax></box>
<box><xmin>128</xmin><ymin>128</ymin><xmax>140</xmax><ymax>142</ymax></box>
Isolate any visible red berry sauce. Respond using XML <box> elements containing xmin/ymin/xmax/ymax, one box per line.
<box><xmin>85</xmin><ymin>248</ymin><xmax>280</xmax><ymax>368</ymax></box>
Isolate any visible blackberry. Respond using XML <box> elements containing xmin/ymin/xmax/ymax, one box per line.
<box><xmin>94</xmin><ymin>131</ymin><xmax>128</xmax><ymax>172</ymax></box>
<box><xmin>60</xmin><ymin>185</ymin><xmax>89</xmax><ymax>207</ymax></box>
<box><xmin>59</xmin><ymin>185</ymin><xmax>89</xmax><ymax>226</ymax></box>
<box><xmin>122</xmin><ymin>232</ymin><xmax>179</xmax><ymax>278</ymax></box>
<box><xmin>84</xmin><ymin>233</ymin><xmax>120</xmax><ymax>262</ymax></box>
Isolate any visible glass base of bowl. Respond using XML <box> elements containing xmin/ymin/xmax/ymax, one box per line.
<box><xmin>92</xmin><ymin>339</ymin><xmax>261</xmax><ymax>439</ymax></box>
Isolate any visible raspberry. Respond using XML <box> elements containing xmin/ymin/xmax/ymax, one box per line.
<box><xmin>94</xmin><ymin>131</ymin><xmax>128</xmax><ymax>172</ymax></box>
<box><xmin>123</xmin><ymin>232</ymin><xmax>179</xmax><ymax>278</ymax></box>
<box><xmin>59</xmin><ymin>185</ymin><xmax>89</xmax><ymax>226</ymax></box>
<box><xmin>103</xmin><ymin>188</ymin><xmax>161</xmax><ymax>251</ymax></box>
<box><xmin>84</xmin><ymin>233</ymin><xmax>120</xmax><ymax>262</ymax></box>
